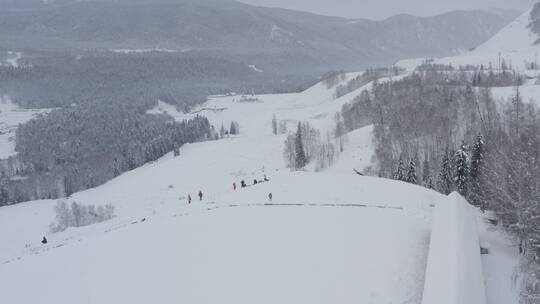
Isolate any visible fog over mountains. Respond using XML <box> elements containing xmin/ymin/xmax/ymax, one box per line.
<box><xmin>0</xmin><ymin>0</ymin><xmax>520</xmax><ymax>72</ymax></box>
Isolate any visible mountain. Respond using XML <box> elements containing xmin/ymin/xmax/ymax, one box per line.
<box><xmin>398</xmin><ymin>6</ymin><xmax>540</xmax><ymax>71</ymax></box>
<box><xmin>0</xmin><ymin>0</ymin><xmax>519</xmax><ymax>72</ymax></box>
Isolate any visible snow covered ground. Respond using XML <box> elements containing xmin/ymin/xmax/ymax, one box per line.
<box><xmin>0</xmin><ymin>72</ymin><xmax>446</xmax><ymax>304</ymax></box>
<box><xmin>479</xmin><ymin>217</ymin><xmax>522</xmax><ymax>304</ymax></box>
<box><xmin>1</xmin><ymin>51</ymin><xmax>22</xmax><ymax>68</ymax></box>
<box><xmin>0</xmin><ymin>95</ymin><xmax>51</xmax><ymax>159</ymax></box>
<box><xmin>0</xmin><ymin>50</ymin><xmax>522</xmax><ymax>303</ymax></box>
<box><xmin>422</xmin><ymin>193</ymin><xmax>486</xmax><ymax>304</ymax></box>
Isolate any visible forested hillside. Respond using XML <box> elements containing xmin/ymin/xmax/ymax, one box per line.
<box><xmin>340</xmin><ymin>63</ymin><xmax>540</xmax><ymax>301</ymax></box>
<box><xmin>0</xmin><ymin>50</ymin><xmax>310</xmax><ymax>109</ymax></box>
<box><xmin>0</xmin><ymin>49</ymin><xmax>313</xmax><ymax>204</ymax></box>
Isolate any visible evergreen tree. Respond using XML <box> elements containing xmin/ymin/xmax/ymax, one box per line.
<box><xmin>454</xmin><ymin>143</ymin><xmax>469</xmax><ymax>196</ymax></box>
<box><xmin>272</xmin><ymin>114</ymin><xmax>278</xmax><ymax>135</ymax></box>
<box><xmin>0</xmin><ymin>185</ymin><xmax>9</xmax><ymax>206</ymax></box>
<box><xmin>437</xmin><ymin>149</ymin><xmax>453</xmax><ymax>195</ymax></box>
<box><xmin>422</xmin><ymin>157</ymin><xmax>432</xmax><ymax>187</ymax></box>
<box><xmin>393</xmin><ymin>158</ymin><xmax>406</xmax><ymax>181</ymax></box>
<box><xmin>510</xmin><ymin>84</ymin><xmax>523</xmax><ymax>137</ymax></box>
<box><xmin>219</xmin><ymin>124</ymin><xmax>226</xmax><ymax>138</ymax></box>
<box><xmin>173</xmin><ymin>143</ymin><xmax>180</xmax><ymax>157</ymax></box>
<box><xmin>406</xmin><ymin>159</ymin><xmax>418</xmax><ymax>184</ymax></box>
<box><xmin>229</xmin><ymin>121</ymin><xmax>239</xmax><ymax>135</ymax></box>
<box><xmin>334</xmin><ymin>113</ymin><xmax>346</xmax><ymax>152</ymax></box>
<box><xmin>469</xmin><ymin>135</ymin><xmax>485</xmax><ymax>208</ymax></box>
<box><xmin>294</xmin><ymin>122</ymin><xmax>307</xmax><ymax>169</ymax></box>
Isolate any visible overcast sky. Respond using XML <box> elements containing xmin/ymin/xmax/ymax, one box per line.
<box><xmin>239</xmin><ymin>0</ymin><xmax>535</xmax><ymax>20</ymax></box>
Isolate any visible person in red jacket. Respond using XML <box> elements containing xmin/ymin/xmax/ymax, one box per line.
<box><xmin>198</xmin><ymin>191</ymin><xmax>203</xmax><ymax>201</ymax></box>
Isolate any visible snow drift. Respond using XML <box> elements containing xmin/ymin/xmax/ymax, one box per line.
<box><xmin>421</xmin><ymin>192</ymin><xmax>486</xmax><ymax>304</ymax></box>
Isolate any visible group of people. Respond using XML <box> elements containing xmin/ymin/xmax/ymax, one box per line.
<box><xmin>238</xmin><ymin>175</ymin><xmax>270</xmax><ymax>189</ymax></box>
<box><xmin>186</xmin><ymin>175</ymin><xmax>273</xmax><ymax>205</ymax></box>
<box><xmin>236</xmin><ymin>176</ymin><xmax>273</xmax><ymax>202</ymax></box>
<box><xmin>187</xmin><ymin>191</ymin><xmax>204</xmax><ymax>204</ymax></box>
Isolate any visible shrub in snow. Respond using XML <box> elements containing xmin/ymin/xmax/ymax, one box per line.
<box><xmin>49</xmin><ymin>200</ymin><xmax>115</xmax><ymax>233</ymax></box>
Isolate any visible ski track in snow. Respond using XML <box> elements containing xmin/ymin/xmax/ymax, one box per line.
<box><xmin>0</xmin><ymin>200</ymin><xmax>411</xmax><ymax>266</ymax></box>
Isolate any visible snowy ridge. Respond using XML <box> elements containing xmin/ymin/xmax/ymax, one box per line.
<box><xmin>475</xmin><ymin>10</ymin><xmax>536</xmax><ymax>53</ymax></box>
<box><xmin>398</xmin><ymin>10</ymin><xmax>540</xmax><ymax>71</ymax></box>
<box><xmin>422</xmin><ymin>192</ymin><xmax>486</xmax><ymax>304</ymax></box>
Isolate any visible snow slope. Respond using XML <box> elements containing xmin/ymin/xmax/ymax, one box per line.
<box><xmin>0</xmin><ymin>176</ymin><xmax>439</xmax><ymax>304</ymax></box>
<box><xmin>0</xmin><ymin>69</ymin><xmax>514</xmax><ymax>303</ymax></box>
<box><xmin>422</xmin><ymin>192</ymin><xmax>486</xmax><ymax>304</ymax></box>
<box><xmin>398</xmin><ymin>10</ymin><xmax>540</xmax><ymax>72</ymax></box>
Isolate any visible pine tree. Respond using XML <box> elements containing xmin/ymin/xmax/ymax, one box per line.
<box><xmin>0</xmin><ymin>185</ymin><xmax>9</xmax><ymax>206</ymax></box>
<box><xmin>334</xmin><ymin>113</ymin><xmax>346</xmax><ymax>152</ymax></box>
<box><xmin>454</xmin><ymin>143</ymin><xmax>469</xmax><ymax>196</ymax></box>
<box><xmin>511</xmin><ymin>84</ymin><xmax>523</xmax><ymax>137</ymax></box>
<box><xmin>406</xmin><ymin>159</ymin><xmax>417</xmax><ymax>184</ymax></box>
<box><xmin>469</xmin><ymin>135</ymin><xmax>485</xmax><ymax>208</ymax></box>
<box><xmin>272</xmin><ymin>114</ymin><xmax>278</xmax><ymax>135</ymax></box>
<box><xmin>173</xmin><ymin>143</ymin><xmax>180</xmax><ymax>157</ymax></box>
<box><xmin>437</xmin><ymin>149</ymin><xmax>453</xmax><ymax>195</ymax></box>
<box><xmin>219</xmin><ymin>124</ymin><xmax>226</xmax><ymax>138</ymax></box>
<box><xmin>229</xmin><ymin>121</ymin><xmax>239</xmax><ymax>135</ymax></box>
<box><xmin>294</xmin><ymin>122</ymin><xmax>307</xmax><ymax>169</ymax></box>
<box><xmin>422</xmin><ymin>157</ymin><xmax>432</xmax><ymax>187</ymax></box>
<box><xmin>393</xmin><ymin>158</ymin><xmax>406</xmax><ymax>181</ymax></box>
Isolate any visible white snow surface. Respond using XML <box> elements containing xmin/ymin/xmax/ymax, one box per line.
<box><xmin>248</xmin><ymin>64</ymin><xmax>264</xmax><ymax>73</ymax></box>
<box><xmin>3</xmin><ymin>51</ymin><xmax>22</xmax><ymax>68</ymax></box>
<box><xmin>0</xmin><ymin>69</ymin><xmax>518</xmax><ymax>303</ymax></box>
<box><xmin>421</xmin><ymin>192</ymin><xmax>486</xmax><ymax>304</ymax></box>
<box><xmin>0</xmin><ymin>95</ymin><xmax>51</xmax><ymax>159</ymax></box>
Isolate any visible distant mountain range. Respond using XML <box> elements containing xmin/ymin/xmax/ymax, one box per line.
<box><xmin>0</xmin><ymin>0</ymin><xmax>522</xmax><ymax>73</ymax></box>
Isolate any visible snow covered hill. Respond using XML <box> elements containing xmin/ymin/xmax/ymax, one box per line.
<box><xmin>398</xmin><ymin>7</ymin><xmax>540</xmax><ymax>106</ymax></box>
<box><xmin>399</xmin><ymin>9</ymin><xmax>540</xmax><ymax>72</ymax></box>
<box><xmin>0</xmin><ymin>70</ymin><xmax>518</xmax><ymax>303</ymax></box>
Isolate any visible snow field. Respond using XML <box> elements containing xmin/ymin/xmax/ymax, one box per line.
<box><xmin>0</xmin><ymin>201</ymin><xmax>433</xmax><ymax>304</ymax></box>
<box><xmin>0</xmin><ymin>71</ymin><xmax>443</xmax><ymax>304</ymax></box>
<box><xmin>0</xmin><ymin>58</ymin><xmax>520</xmax><ymax>304</ymax></box>
<box><xmin>421</xmin><ymin>192</ymin><xmax>486</xmax><ymax>304</ymax></box>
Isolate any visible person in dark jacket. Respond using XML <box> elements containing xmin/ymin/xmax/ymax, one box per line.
<box><xmin>198</xmin><ymin>191</ymin><xmax>203</xmax><ymax>201</ymax></box>
<box><xmin>188</xmin><ymin>194</ymin><xmax>192</xmax><ymax>204</ymax></box>
<box><xmin>41</xmin><ymin>236</ymin><xmax>48</xmax><ymax>244</ymax></box>
<box><xmin>268</xmin><ymin>193</ymin><xmax>273</xmax><ymax>202</ymax></box>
